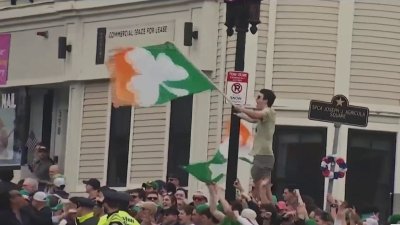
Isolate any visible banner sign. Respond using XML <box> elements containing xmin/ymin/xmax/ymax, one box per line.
<box><xmin>0</xmin><ymin>34</ymin><xmax>11</xmax><ymax>85</ymax></box>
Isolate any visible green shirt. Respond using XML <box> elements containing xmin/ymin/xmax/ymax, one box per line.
<box><xmin>250</xmin><ymin>108</ymin><xmax>276</xmax><ymax>156</ymax></box>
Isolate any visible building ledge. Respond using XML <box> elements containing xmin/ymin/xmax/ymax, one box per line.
<box><xmin>0</xmin><ymin>0</ymin><xmax>199</xmax><ymax>26</ymax></box>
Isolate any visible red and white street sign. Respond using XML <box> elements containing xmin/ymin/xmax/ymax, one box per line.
<box><xmin>225</xmin><ymin>71</ymin><xmax>248</xmax><ymax>105</ymax></box>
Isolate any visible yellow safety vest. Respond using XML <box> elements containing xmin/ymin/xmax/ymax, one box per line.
<box><xmin>106</xmin><ymin>210</ymin><xmax>140</xmax><ymax>225</ymax></box>
<box><xmin>98</xmin><ymin>215</ymin><xmax>108</xmax><ymax>225</ymax></box>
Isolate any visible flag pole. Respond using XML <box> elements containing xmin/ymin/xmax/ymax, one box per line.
<box><xmin>171</xmin><ymin>42</ymin><xmax>235</xmax><ymax>106</ymax></box>
<box><xmin>199</xmin><ymin>71</ymin><xmax>236</xmax><ymax>106</ymax></box>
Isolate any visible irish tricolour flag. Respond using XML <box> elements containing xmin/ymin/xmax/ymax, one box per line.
<box><xmin>107</xmin><ymin>42</ymin><xmax>215</xmax><ymax>107</ymax></box>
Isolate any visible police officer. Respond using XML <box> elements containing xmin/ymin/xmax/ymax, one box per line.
<box><xmin>103</xmin><ymin>190</ymin><xmax>140</xmax><ymax>225</ymax></box>
<box><xmin>70</xmin><ymin>197</ymin><xmax>99</xmax><ymax>225</ymax></box>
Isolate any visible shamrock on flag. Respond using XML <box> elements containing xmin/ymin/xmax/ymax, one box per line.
<box><xmin>107</xmin><ymin>42</ymin><xmax>215</xmax><ymax>107</ymax></box>
<box><xmin>183</xmin><ymin>150</ymin><xmax>227</xmax><ymax>184</ymax></box>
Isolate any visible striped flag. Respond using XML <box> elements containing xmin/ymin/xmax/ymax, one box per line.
<box><xmin>26</xmin><ymin>131</ymin><xmax>38</xmax><ymax>152</ymax></box>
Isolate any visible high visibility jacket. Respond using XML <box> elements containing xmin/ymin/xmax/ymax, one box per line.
<box><xmin>105</xmin><ymin>210</ymin><xmax>140</xmax><ymax>225</ymax></box>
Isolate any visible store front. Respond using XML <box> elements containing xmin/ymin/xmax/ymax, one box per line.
<box><xmin>0</xmin><ymin>85</ymin><xmax>69</xmax><ymax>174</ymax></box>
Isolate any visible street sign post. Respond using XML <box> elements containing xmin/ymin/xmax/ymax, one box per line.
<box><xmin>225</xmin><ymin>71</ymin><xmax>248</xmax><ymax>105</ymax></box>
<box><xmin>308</xmin><ymin>95</ymin><xmax>369</xmax><ymax>210</ymax></box>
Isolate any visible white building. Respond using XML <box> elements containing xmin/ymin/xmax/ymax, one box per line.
<box><xmin>0</xmin><ymin>0</ymin><xmax>399</xmax><ymax>218</ymax></box>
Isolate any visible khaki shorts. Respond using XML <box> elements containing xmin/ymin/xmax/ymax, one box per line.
<box><xmin>251</xmin><ymin>155</ymin><xmax>275</xmax><ymax>182</ymax></box>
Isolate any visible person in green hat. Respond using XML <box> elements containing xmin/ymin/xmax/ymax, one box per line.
<box><xmin>192</xmin><ymin>204</ymin><xmax>218</xmax><ymax>225</ymax></box>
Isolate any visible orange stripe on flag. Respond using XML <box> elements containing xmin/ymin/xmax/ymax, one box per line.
<box><xmin>223</xmin><ymin>120</ymin><xmax>251</xmax><ymax>146</ymax></box>
<box><xmin>107</xmin><ymin>48</ymin><xmax>137</xmax><ymax>107</ymax></box>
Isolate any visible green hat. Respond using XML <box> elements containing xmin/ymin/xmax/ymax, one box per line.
<box><xmin>142</xmin><ymin>181</ymin><xmax>158</xmax><ymax>190</ymax></box>
<box><xmin>20</xmin><ymin>189</ymin><xmax>30</xmax><ymax>196</ymax></box>
<box><xmin>388</xmin><ymin>214</ymin><xmax>400</xmax><ymax>224</ymax></box>
<box><xmin>305</xmin><ymin>219</ymin><xmax>318</xmax><ymax>225</ymax></box>
<box><xmin>196</xmin><ymin>204</ymin><xmax>210</xmax><ymax>214</ymax></box>
<box><xmin>131</xmin><ymin>205</ymin><xmax>142</xmax><ymax>213</ymax></box>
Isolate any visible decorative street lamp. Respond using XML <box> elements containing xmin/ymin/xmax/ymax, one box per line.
<box><xmin>225</xmin><ymin>0</ymin><xmax>262</xmax><ymax>35</ymax></box>
<box><xmin>224</xmin><ymin>0</ymin><xmax>262</xmax><ymax>202</ymax></box>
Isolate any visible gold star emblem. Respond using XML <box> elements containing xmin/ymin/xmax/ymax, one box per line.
<box><xmin>336</xmin><ymin>98</ymin><xmax>344</xmax><ymax>107</ymax></box>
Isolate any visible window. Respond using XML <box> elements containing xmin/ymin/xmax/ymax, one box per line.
<box><xmin>167</xmin><ymin>95</ymin><xmax>193</xmax><ymax>186</ymax></box>
<box><xmin>0</xmin><ymin>88</ymin><xmax>30</xmax><ymax>168</ymax></box>
<box><xmin>346</xmin><ymin>129</ymin><xmax>396</xmax><ymax>220</ymax></box>
<box><xmin>272</xmin><ymin>126</ymin><xmax>327</xmax><ymax>207</ymax></box>
<box><xmin>107</xmin><ymin>106</ymin><xmax>132</xmax><ymax>187</ymax></box>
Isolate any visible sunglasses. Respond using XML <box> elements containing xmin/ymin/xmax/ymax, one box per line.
<box><xmin>193</xmin><ymin>197</ymin><xmax>204</xmax><ymax>201</ymax></box>
<box><xmin>147</xmin><ymin>197</ymin><xmax>158</xmax><ymax>201</ymax></box>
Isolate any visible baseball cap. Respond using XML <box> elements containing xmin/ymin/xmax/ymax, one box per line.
<box><xmin>19</xmin><ymin>190</ymin><xmax>30</xmax><ymax>200</ymax></box>
<box><xmin>195</xmin><ymin>204</ymin><xmax>210</xmax><ymax>214</ymax></box>
<box><xmin>33</xmin><ymin>191</ymin><xmax>48</xmax><ymax>202</ymax></box>
<box><xmin>241</xmin><ymin>208</ymin><xmax>259</xmax><ymax>225</ymax></box>
<box><xmin>193</xmin><ymin>190</ymin><xmax>208</xmax><ymax>201</ymax></box>
<box><xmin>36</xmin><ymin>144</ymin><xmax>48</xmax><ymax>152</ymax></box>
<box><xmin>69</xmin><ymin>197</ymin><xmax>95</xmax><ymax>209</ymax></box>
<box><xmin>54</xmin><ymin>177</ymin><xmax>66</xmax><ymax>188</ymax></box>
<box><xmin>142</xmin><ymin>181</ymin><xmax>159</xmax><ymax>190</ymax></box>
<box><xmin>83</xmin><ymin>178</ymin><xmax>100</xmax><ymax>190</ymax></box>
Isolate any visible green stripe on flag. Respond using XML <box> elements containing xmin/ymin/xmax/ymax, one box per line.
<box><xmin>183</xmin><ymin>150</ymin><xmax>227</xmax><ymax>184</ymax></box>
<box><xmin>144</xmin><ymin>42</ymin><xmax>215</xmax><ymax>105</ymax></box>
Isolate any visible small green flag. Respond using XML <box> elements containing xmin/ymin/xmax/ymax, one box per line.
<box><xmin>183</xmin><ymin>150</ymin><xmax>227</xmax><ymax>184</ymax></box>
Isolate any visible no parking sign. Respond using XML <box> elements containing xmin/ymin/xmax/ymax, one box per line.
<box><xmin>225</xmin><ymin>71</ymin><xmax>248</xmax><ymax>105</ymax></box>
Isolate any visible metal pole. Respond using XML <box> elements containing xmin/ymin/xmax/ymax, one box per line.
<box><xmin>325</xmin><ymin>123</ymin><xmax>341</xmax><ymax>210</ymax></box>
<box><xmin>225</xmin><ymin>30</ymin><xmax>247</xmax><ymax>202</ymax></box>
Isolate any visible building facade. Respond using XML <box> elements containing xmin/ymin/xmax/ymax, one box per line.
<box><xmin>0</xmin><ymin>0</ymin><xmax>399</xmax><ymax>217</ymax></box>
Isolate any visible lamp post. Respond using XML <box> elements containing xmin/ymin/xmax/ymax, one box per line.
<box><xmin>224</xmin><ymin>0</ymin><xmax>262</xmax><ymax>202</ymax></box>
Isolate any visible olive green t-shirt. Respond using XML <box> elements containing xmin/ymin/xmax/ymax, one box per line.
<box><xmin>250</xmin><ymin>108</ymin><xmax>276</xmax><ymax>156</ymax></box>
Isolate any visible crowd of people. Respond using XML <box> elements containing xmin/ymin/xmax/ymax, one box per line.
<box><xmin>1</xmin><ymin>90</ymin><xmax>400</xmax><ymax>225</ymax></box>
<box><xmin>1</xmin><ymin>162</ymin><xmax>400</xmax><ymax>225</ymax></box>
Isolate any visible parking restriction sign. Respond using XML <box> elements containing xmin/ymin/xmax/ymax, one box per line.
<box><xmin>225</xmin><ymin>71</ymin><xmax>248</xmax><ymax>105</ymax></box>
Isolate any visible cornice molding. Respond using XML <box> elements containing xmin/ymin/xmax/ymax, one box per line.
<box><xmin>0</xmin><ymin>0</ymin><xmax>200</xmax><ymax>27</ymax></box>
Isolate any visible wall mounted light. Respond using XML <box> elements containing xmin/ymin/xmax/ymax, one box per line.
<box><xmin>58</xmin><ymin>37</ymin><xmax>72</xmax><ymax>59</ymax></box>
<box><xmin>11</xmin><ymin>0</ymin><xmax>34</xmax><ymax>5</ymax></box>
<box><xmin>184</xmin><ymin>22</ymin><xmax>199</xmax><ymax>47</ymax></box>
<box><xmin>36</xmin><ymin>31</ymin><xmax>48</xmax><ymax>38</ymax></box>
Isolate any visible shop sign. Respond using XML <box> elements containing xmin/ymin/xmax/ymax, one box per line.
<box><xmin>96</xmin><ymin>22</ymin><xmax>174</xmax><ymax>64</ymax></box>
<box><xmin>1</xmin><ymin>93</ymin><xmax>16</xmax><ymax>109</ymax></box>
